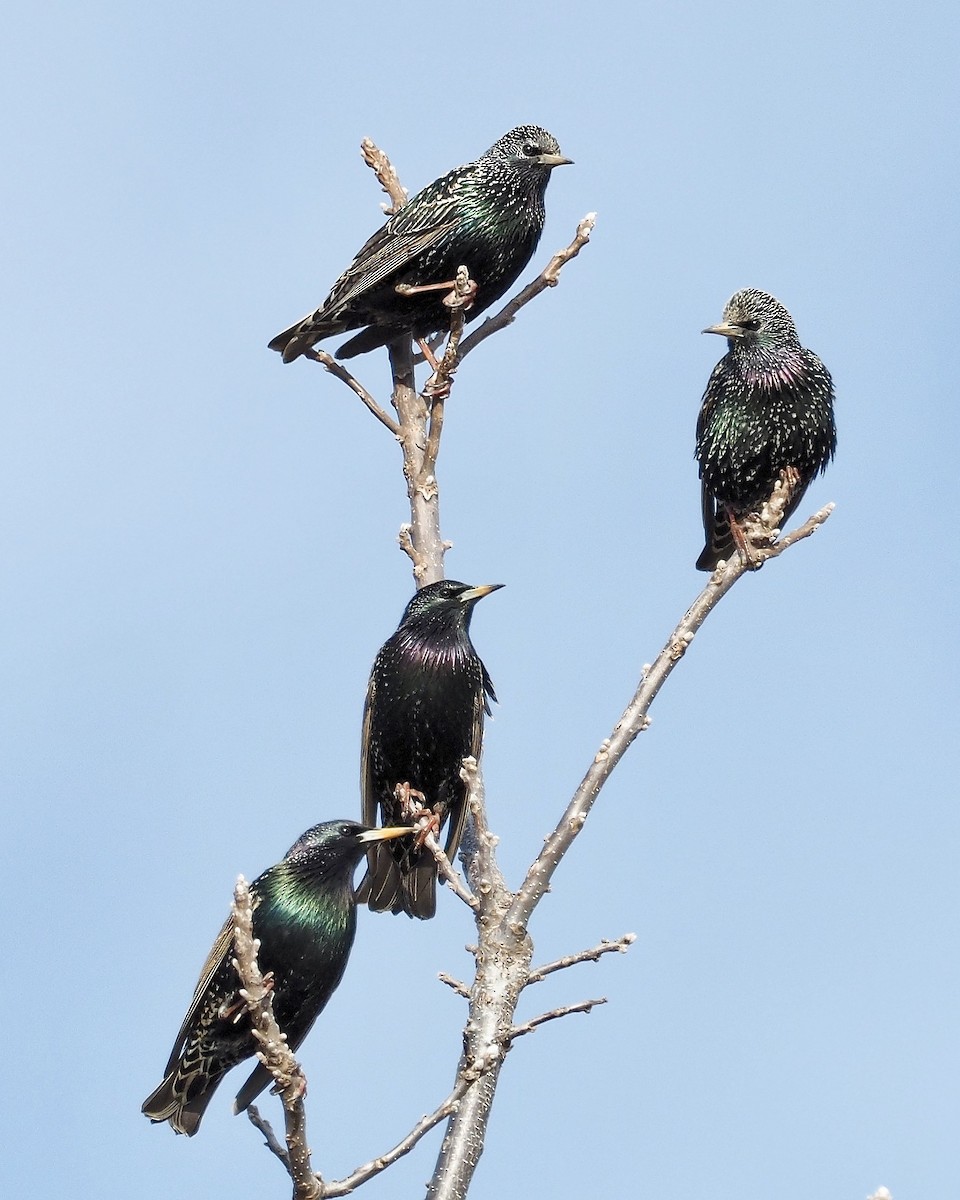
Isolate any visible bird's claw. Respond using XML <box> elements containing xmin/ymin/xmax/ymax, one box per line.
<box><xmin>393</xmin><ymin>782</ymin><xmax>441</xmax><ymax>846</ymax></box>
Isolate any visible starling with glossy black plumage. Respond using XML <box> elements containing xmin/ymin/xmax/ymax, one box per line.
<box><xmin>356</xmin><ymin>580</ymin><xmax>501</xmax><ymax>920</ymax></box>
<box><xmin>269</xmin><ymin>126</ymin><xmax>571</xmax><ymax>362</ymax></box>
<box><xmin>142</xmin><ymin>820</ymin><xmax>412</xmax><ymax>1136</ymax></box>
<box><xmin>695</xmin><ymin>288</ymin><xmax>837</xmax><ymax>571</ymax></box>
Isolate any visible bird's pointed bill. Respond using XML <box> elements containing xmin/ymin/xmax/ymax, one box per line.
<box><xmin>457</xmin><ymin>583</ymin><xmax>504</xmax><ymax>603</ymax></box>
<box><xmin>358</xmin><ymin>825</ymin><xmax>417</xmax><ymax>844</ymax></box>
<box><xmin>702</xmin><ymin>322</ymin><xmax>746</xmax><ymax>338</ymax></box>
<box><xmin>535</xmin><ymin>153</ymin><xmax>574</xmax><ymax>168</ymax></box>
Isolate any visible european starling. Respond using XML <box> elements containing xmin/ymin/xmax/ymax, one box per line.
<box><xmin>141</xmin><ymin>820</ymin><xmax>413</xmax><ymax>1136</ymax></box>
<box><xmin>695</xmin><ymin>288</ymin><xmax>837</xmax><ymax>571</ymax></box>
<box><xmin>268</xmin><ymin>126</ymin><xmax>571</xmax><ymax>362</ymax></box>
<box><xmin>356</xmin><ymin>580</ymin><xmax>501</xmax><ymax>919</ymax></box>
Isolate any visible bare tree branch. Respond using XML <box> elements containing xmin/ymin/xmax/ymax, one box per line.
<box><xmin>507</xmin><ymin>500</ymin><xmax>836</xmax><ymax>931</ymax></box>
<box><xmin>457</xmin><ymin>214</ymin><xmax>596</xmax><ymax>361</ymax></box>
<box><xmin>526</xmin><ymin>934</ymin><xmax>637</xmax><ymax>986</ymax></box>
<box><xmin>426</xmin><ymin>761</ymin><xmax>525</xmax><ymax>1200</ymax></box>
<box><xmin>303</xmin><ymin>350</ymin><xmax>401</xmax><ymax>436</ymax></box>
<box><xmin>389</xmin><ymin>338</ymin><xmax>446</xmax><ymax>587</ymax></box>
<box><xmin>360</xmin><ymin>138</ymin><xmax>408</xmax><ymax>214</ymax></box>
<box><xmin>438</xmin><ymin>972</ymin><xmax>472</xmax><ymax>1000</ymax></box>
<box><xmin>321</xmin><ymin>1078</ymin><xmax>473</xmax><ymax>1198</ymax></box>
<box><xmin>232</xmin><ymin>877</ymin><xmax>322</xmax><ymax>1200</ymax></box>
<box><xmin>246</xmin><ymin>1104</ymin><xmax>291</xmax><ymax>1167</ymax></box>
<box><xmin>508</xmin><ymin>997</ymin><xmax>608</xmax><ymax>1041</ymax></box>
<box><xmin>422</xmin><ymin>825</ymin><xmax>479</xmax><ymax>911</ymax></box>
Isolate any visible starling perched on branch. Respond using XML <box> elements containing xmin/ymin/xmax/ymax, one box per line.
<box><xmin>142</xmin><ymin>820</ymin><xmax>413</xmax><ymax>1136</ymax></box>
<box><xmin>695</xmin><ymin>288</ymin><xmax>837</xmax><ymax>571</ymax></box>
<box><xmin>268</xmin><ymin>126</ymin><xmax>571</xmax><ymax>362</ymax></box>
<box><xmin>356</xmin><ymin>580</ymin><xmax>501</xmax><ymax>919</ymax></box>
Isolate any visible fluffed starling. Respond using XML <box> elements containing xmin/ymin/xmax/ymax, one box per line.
<box><xmin>268</xmin><ymin>126</ymin><xmax>571</xmax><ymax>361</ymax></box>
<box><xmin>142</xmin><ymin>820</ymin><xmax>413</xmax><ymax>1136</ymax></box>
<box><xmin>356</xmin><ymin>580</ymin><xmax>501</xmax><ymax>919</ymax></box>
<box><xmin>695</xmin><ymin>288</ymin><xmax>837</xmax><ymax>570</ymax></box>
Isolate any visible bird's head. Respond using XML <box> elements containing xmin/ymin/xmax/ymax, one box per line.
<box><xmin>284</xmin><ymin>820</ymin><xmax>416</xmax><ymax>871</ymax></box>
<box><xmin>702</xmin><ymin>288</ymin><xmax>800</xmax><ymax>352</ymax></box>
<box><xmin>398</xmin><ymin>580</ymin><xmax>504</xmax><ymax>634</ymax></box>
<box><xmin>488</xmin><ymin>125</ymin><xmax>573</xmax><ymax>171</ymax></box>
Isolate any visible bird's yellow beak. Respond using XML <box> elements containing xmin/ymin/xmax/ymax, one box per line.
<box><xmin>458</xmin><ymin>583</ymin><xmax>504</xmax><ymax>603</ymax></box>
<box><xmin>358</xmin><ymin>825</ymin><xmax>417</xmax><ymax>844</ymax></box>
<box><xmin>702</xmin><ymin>322</ymin><xmax>745</xmax><ymax>338</ymax></box>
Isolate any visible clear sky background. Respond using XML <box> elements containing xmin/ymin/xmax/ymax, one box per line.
<box><xmin>3</xmin><ymin>2</ymin><xmax>957</xmax><ymax>1197</ymax></box>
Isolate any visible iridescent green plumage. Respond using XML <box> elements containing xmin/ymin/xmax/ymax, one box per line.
<box><xmin>142</xmin><ymin>820</ymin><xmax>411</xmax><ymax>1135</ymax></box>
<box><xmin>268</xmin><ymin>126</ymin><xmax>571</xmax><ymax>362</ymax></box>
<box><xmin>356</xmin><ymin>581</ymin><xmax>500</xmax><ymax>920</ymax></box>
<box><xmin>695</xmin><ymin>288</ymin><xmax>837</xmax><ymax>570</ymax></box>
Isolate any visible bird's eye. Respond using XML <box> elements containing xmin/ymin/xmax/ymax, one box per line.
<box><xmin>737</xmin><ymin>319</ymin><xmax>761</xmax><ymax>331</ymax></box>
<box><xmin>521</xmin><ymin>141</ymin><xmax>541</xmax><ymax>157</ymax></box>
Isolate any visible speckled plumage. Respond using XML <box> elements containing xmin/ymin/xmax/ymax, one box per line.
<box><xmin>269</xmin><ymin>126</ymin><xmax>571</xmax><ymax>362</ymax></box>
<box><xmin>695</xmin><ymin>288</ymin><xmax>837</xmax><ymax>570</ymax></box>
<box><xmin>356</xmin><ymin>581</ymin><xmax>500</xmax><ymax>920</ymax></box>
<box><xmin>142</xmin><ymin>820</ymin><xmax>412</xmax><ymax>1135</ymax></box>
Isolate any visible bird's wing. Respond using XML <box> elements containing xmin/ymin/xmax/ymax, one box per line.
<box><xmin>324</xmin><ymin>212</ymin><xmax>459</xmax><ymax>314</ymax></box>
<box><xmin>700</xmin><ymin>479</ymin><xmax>719</xmax><ymax>543</ymax></box>
<box><xmin>322</xmin><ymin>165</ymin><xmax>472</xmax><ymax>312</ymax></box>
<box><xmin>481</xmin><ymin>662</ymin><xmax>497</xmax><ymax>715</ymax></box>
<box><xmin>695</xmin><ymin>361</ymin><xmax>725</xmax><ymax>446</ymax></box>
<box><xmin>442</xmin><ymin>666</ymin><xmax>494</xmax><ymax>858</ymax></box>
<box><xmin>161</xmin><ymin>894</ymin><xmax>261</xmax><ymax>1075</ymax></box>
<box><xmin>162</xmin><ymin>917</ymin><xmax>232</xmax><ymax>1073</ymax></box>
<box><xmin>359</xmin><ymin>670</ymin><xmax>378</xmax><ymax>828</ymax></box>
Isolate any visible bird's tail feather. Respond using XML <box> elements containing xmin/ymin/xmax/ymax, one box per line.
<box><xmin>233</xmin><ymin>1063</ymin><xmax>274</xmax><ymax>1115</ymax></box>
<box><xmin>141</xmin><ymin>1071</ymin><xmax>215</xmax><ymax>1137</ymax></box>
<box><xmin>696</xmin><ymin>505</ymin><xmax>735</xmax><ymax>571</ymax></box>
<box><xmin>356</xmin><ymin>843</ymin><xmax>436</xmax><ymax>920</ymax></box>
<box><xmin>268</xmin><ymin>316</ymin><xmax>340</xmax><ymax>364</ymax></box>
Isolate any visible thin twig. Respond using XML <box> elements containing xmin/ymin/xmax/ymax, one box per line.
<box><xmin>246</xmin><ymin>1105</ymin><xmax>291</xmax><ymax>1166</ymax></box>
<box><xmin>422</xmin><ymin>827</ymin><xmax>479</xmax><ymax>910</ymax></box>
<box><xmin>322</xmin><ymin>1077</ymin><xmax>473</xmax><ymax>1197</ymax></box>
<box><xmin>457</xmin><ymin>214</ymin><xmax>596</xmax><ymax>361</ymax></box>
<box><xmin>507</xmin><ymin>500</ymin><xmax>835</xmax><ymax>931</ymax></box>
<box><xmin>360</xmin><ymin>138</ymin><xmax>408</xmax><ymax>214</ymax></box>
<box><xmin>438</xmin><ymin>973</ymin><xmax>472</xmax><ymax>1000</ymax></box>
<box><xmin>232</xmin><ymin>877</ymin><xmax>322</xmax><ymax>1200</ymax></box>
<box><xmin>526</xmin><ymin>934</ymin><xmax>637</xmax><ymax>986</ymax></box>
<box><xmin>508</xmin><ymin>998</ymin><xmax>608</xmax><ymax>1041</ymax></box>
<box><xmin>304</xmin><ymin>349</ymin><xmax>401</xmax><ymax>436</ymax></box>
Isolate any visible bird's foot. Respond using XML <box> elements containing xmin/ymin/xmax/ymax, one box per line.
<box><xmin>442</xmin><ymin>274</ymin><xmax>477</xmax><ymax>311</ymax></box>
<box><xmin>396</xmin><ymin>277</ymin><xmax>472</xmax><ymax>302</ymax></box>
<box><xmin>393</xmin><ymin>782</ymin><xmax>441</xmax><ymax>846</ymax></box>
<box><xmin>220</xmin><ymin>995</ymin><xmax>247</xmax><ymax>1024</ymax></box>
<box><xmin>729</xmin><ymin>510</ymin><xmax>765</xmax><ymax>571</ymax></box>
<box><xmin>753</xmin><ymin>467</ymin><xmax>804</xmax><ymax>559</ymax></box>
<box><xmin>413</xmin><ymin>810</ymin><xmax>442</xmax><ymax>848</ymax></box>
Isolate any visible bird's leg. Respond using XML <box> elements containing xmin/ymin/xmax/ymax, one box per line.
<box><xmin>417</xmin><ymin>338</ymin><xmax>441</xmax><ymax>371</ymax></box>
<box><xmin>728</xmin><ymin>508</ymin><xmax>764</xmax><ymax>571</ymax></box>
<box><xmin>221</xmin><ymin>971</ymin><xmax>275</xmax><ymax>1025</ymax></box>
<box><xmin>220</xmin><ymin>996</ymin><xmax>246</xmax><ymax>1023</ymax></box>
<box><xmin>754</xmin><ymin>466</ymin><xmax>804</xmax><ymax>559</ymax></box>
<box><xmin>394</xmin><ymin>781</ymin><xmax>441</xmax><ymax>846</ymax></box>
<box><xmin>395</xmin><ymin>279</ymin><xmax>463</xmax><ymax>297</ymax></box>
<box><xmin>397</xmin><ymin>276</ymin><xmax>478</xmax><ymax>312</ymax></box>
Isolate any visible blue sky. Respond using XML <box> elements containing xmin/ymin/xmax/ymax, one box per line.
<box><xmin>3</xmin><ymin>2</ymin><xmax>957</xmax><ymax>1197</ymax></box>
